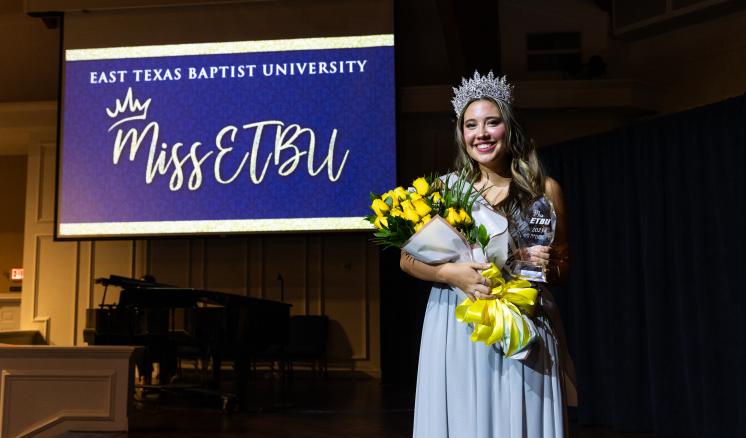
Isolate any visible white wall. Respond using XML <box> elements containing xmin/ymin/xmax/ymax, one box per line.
<box><xmin>0</xmin><ymin>155</ymin><xmax>27</xmax><ymax>331</ymax></box>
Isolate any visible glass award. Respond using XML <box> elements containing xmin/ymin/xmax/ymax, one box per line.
<box><xmin>508</xmin><ymin>197</ymin><xmax>556</xmax><ymax>283</ymax></box>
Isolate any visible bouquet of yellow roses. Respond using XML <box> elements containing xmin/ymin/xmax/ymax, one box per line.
<box><xmin>366</xmin><ymin>173</ymin><xmax>539</xmax><ymax>359</ymax></box>
<box><xmin>367</xmin><ymin>173</ymin><xmax>489</xmax><ymax>253</ymax></box>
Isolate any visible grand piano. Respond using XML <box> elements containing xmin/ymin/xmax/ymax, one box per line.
<box><xmin>84</xmin><ymin>275</ymin><xmax>291</xmax><ymax>406</ymax></box>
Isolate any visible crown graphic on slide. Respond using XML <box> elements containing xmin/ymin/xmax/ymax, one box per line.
<box><xmin>106</xmin><ymin>87</ymin><xmax>152</xmax><ymax>131</ymax></box>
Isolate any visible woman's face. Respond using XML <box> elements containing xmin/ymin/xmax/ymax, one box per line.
<box><xmin>462</xmin><ymin>99</ymin><xmax>507</xmax><ymax>169</ymax></box>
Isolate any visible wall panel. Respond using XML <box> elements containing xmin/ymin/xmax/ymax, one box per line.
<box><xmin>75</xmin><ymin>242</ymin><xmax>92</xmax><ymax>345</ymax></box>
<box><xmin>36</xmin><ymin>144</ymin><xmax>56</xmax><ymax>223</ymax></box>
<box><xmin>0</xmin><ymin>232</ymin><xmax>23</xmax><ymax>332</ymax></box>
<box><xmin>189</xmin><ymin>239</ymin><xmax>205</xmax><ymax>289</ymax></box>
<box><xmin>91</xmin><ymin>241</ymin><xmax>134</xmax><ymax>306</ymax></box>
<box><xmin>246</xmin><ymin>237</ymin><xmax>263</xmax><ymax>298</ymax></box>
<box><xmin>263</xmin><ymin>235</ymin><xmax>306</xmax><ymax>313</ymax></box>
<box><xmin>204</xmin><ymin>238</ymin><xmax>247</xmax><ymax>295</ymax></box>
<box><xmin>35</xmin><ymin>236</ymin><xmax>78</xmax><ymax>345</ymax></box>
<box><xmin>322</xmin><ymin>234</ymin><xmax>368</xmax><ymax>361</ymax></box>
<box><xmin>306</xmin><ymin>236</ymin><xmax>323</xmax><ymax>315</ymax></box>
<box><xmin>0</xmin><ymin>303</ymin><xmax>20</xmax><ymax>332</ymax></box>
<box><xmin>148</xmin><ymin>239</ymin><xmax>192</xmax><ymax>287</ymax></box>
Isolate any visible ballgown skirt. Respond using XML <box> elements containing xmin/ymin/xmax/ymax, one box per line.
<box><xmin>413</xmin><ymin>283</ymin><xmax>575</xmax><ymax>438</ymax></box>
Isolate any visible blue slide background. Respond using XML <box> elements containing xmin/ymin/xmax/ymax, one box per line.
<box><xmin>59</xmin><ymin>45</ymin><xmax>395</xmax><ymax>226</ymax></box>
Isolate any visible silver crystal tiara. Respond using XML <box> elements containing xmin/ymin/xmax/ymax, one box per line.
<box><xmin>451</xmin><ymin>71</ymin><xmax>514</xmax><ymax>116</ymax></box>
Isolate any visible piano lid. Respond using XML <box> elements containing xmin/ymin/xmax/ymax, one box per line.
<box><xmin>96</xmin><ymin>275</ymin><xmax>291</xmax><ymax>310</ymax></box>
<box><xmin>95</xmin><ymin>274</ymin><xmax>172</xmax><ymax>289</ymax></box>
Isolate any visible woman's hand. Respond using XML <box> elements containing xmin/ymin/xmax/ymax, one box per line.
<box><xmin>515</xmin><ymin>245</ymin><xmax>551</xmax><ymax>267</ymax></box>
<box><xmin>437</xmin><ymin>262</ymin><xmax>495</xmax><ymax>302</ymax></box>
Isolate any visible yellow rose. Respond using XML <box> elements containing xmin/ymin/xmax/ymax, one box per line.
<box><xmin>445</xmin><ymin>207</ymin><xmax>461</xmax><ymax>226</ymax></box>
<box><xmin>414</xmin><ymin>221</ymin><xmax>424</xmax><ymax>233</ymax></box>
<box><xmin>421</xmin><ymin>214</ymin><xmax>432</xmax><ymax>224</ymax></box>
<box><xmin>412</xmin><ymin>177</ymin><xmax>430</xmax><ymax>196</ymax></box>
<box><xmin>371</xmin><ymin>198</ymin><xmax>390</xmax><ymax>217</ymax></box>
<box><xmin>430</xmin><ymin>192</ymin><xmax>442</xmax><ymax>204</ymax></box>
<box><xmin>403</xmin><ymin>207</ymin><xmax>420</xmax><ymax>223</ymax></box>
<box><xmin>459</xmin><ymin>209</ymin><xmax>472</xmax><ymax>225</ymax></box>
<box><xmin>400</xmin><ymin>199</ymin><xmax>414</xmax><ymax>211</ymax></box>
<box><xmin>412</xmin><ymin>198</ymin><xmax>432</xmax><ymax>216</ymax></box>
<box><xmin>373</xmin><ymin>216</ymin><xmax>389</xmax><ymax>229</ymax></box>
<box><xmin>409</xmin><ymin>192</ymin><xmax>422</xmax><ymax>201</ymax></box>
<box><xmin>383</xmin><ymin>191</ymin><xmax>399</xmax><ymax>207</ymax></box>
<box><xmin>390</xmin><ymin>208</ymin><xmax>403</xmax><ymax>218</ymax></box>
<box><xmin>393</xmin><ymin>187</ymin><xmax>409</xmax><ymax>200</ymax></box>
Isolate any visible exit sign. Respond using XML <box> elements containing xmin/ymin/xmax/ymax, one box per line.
<box><xmin>10</xmin><ymin>268</ymin><xmax>23</xmax><ymax>281</ymax></box>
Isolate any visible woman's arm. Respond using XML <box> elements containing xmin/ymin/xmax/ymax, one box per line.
<box><xmin>399</xmin><ymin>251</ymin><xmax>494</xmax><ymax>301</ymax></box>
<box><xmin>545</xmin><ymin>177</ymin><xmax>571</xmax><ymax>285</ymax></box>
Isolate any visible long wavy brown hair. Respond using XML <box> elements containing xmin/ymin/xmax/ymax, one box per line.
<box><xmin>454</xmin><ymin>97</ymin><xmax>546</xmax><ymax>215</ymax></box>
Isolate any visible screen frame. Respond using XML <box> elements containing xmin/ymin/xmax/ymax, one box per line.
<box><xmin>53</xmin><ymin>11</ymin><xmax>397</xmax><ymax>241</ymax></box>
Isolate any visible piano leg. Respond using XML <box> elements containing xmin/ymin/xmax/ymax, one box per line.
<box><xmin>130</xmin><ymin>347</ymin><xmax>150</xmax><ymax>386</ymax></box>
<box><xmin>138</xmin><ymin>348</ymin><xmax>154</xmax><ymax>385</ymax></box>
<box><xmin>211</xmin><ymin>351</ymin><xmax>223</xmax><ymax>389</ymax></box>
<box><xmin>234</xmin><ymin>355</ymin><xmax>250</xmax><ymax>411</ymax></box>
<box><xmin>160</xmin><ymin>344</ymin><xmax>178</xmax><ymax>385</ymax></box>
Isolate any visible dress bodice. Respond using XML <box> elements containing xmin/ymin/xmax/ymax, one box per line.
<box><xmin>437</xmin><ymin>173</ymin><xmax>555</xmax><ymax>263</ymax></box>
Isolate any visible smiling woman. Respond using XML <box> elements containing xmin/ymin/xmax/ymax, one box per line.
<box><xmin>400</xmin><ymin>72</ymin><xmax>575</xmax><ymax>438</ymax></box>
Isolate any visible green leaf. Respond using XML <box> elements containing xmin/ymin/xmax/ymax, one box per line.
<box><xmin>478</xmin><ymin>224</ymin><xmax>490</xmax><ymax>247</ymax></box>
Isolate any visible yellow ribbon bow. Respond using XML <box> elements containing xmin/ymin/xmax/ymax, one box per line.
<box><xmin>455</xmin><ymin>263</ymin><xmax>539</xmax><ymax>357</ymax></box>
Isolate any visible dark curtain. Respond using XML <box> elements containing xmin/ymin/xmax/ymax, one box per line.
<box><xmin>540</xmin><ymin>94</ymin><xmax>746</xmax><ymax>437</ymax></box>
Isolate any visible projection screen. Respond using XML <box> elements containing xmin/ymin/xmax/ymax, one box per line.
<box><xmin>54</xmin><ymin>0</ymin><xmax>395</xmax><ymax>239</ymax></box>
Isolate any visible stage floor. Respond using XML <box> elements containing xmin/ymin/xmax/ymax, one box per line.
<box><xmin>74</xmin><ymin>369</ymin><xmax>657</xmax><ymax>438</ymax></box>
